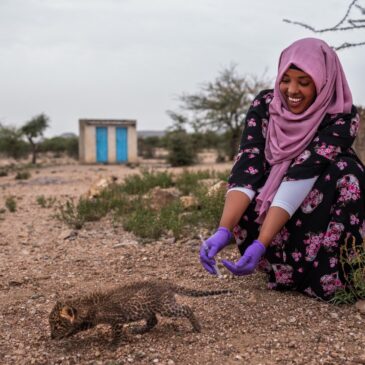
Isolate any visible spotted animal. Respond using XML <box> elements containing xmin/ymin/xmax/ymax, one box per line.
<box><xmin>49</xmin><ymin>280</ymin><xmax>230</xmax><ymax>344</ymax></box>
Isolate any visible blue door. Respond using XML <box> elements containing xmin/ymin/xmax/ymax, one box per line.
<box><xmin>96</xmin><ymin>127</ymin><xmax>108</xmax><ymax>163</ymax></box>
<box><xmin>116</xmin><ymin>127</ymin><xmax>128</xmax><ymax>163</ymax></box>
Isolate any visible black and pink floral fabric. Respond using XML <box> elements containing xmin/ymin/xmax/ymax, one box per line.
<box><xmin>228</xmin><ymin>90</ymin><xmax>365</xmax><ymax>300</ymax></box>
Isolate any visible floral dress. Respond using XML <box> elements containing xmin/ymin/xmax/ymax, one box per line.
<box><xmin>228</xmin><ymin>89</ymin><xmax>365</xmax><ymax>301</ymax></box>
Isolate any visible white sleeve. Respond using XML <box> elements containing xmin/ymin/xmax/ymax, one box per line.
<box><xmin>271</xmin><ymin>177</ymin><xmax>318</xmax><ymax>217</ymax></box>
<box><xmin>227</xmin><ymin>187</ymin><xmax>256</xmax><ymax>201</ymax></box>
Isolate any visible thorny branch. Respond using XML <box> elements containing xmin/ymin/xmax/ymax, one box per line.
<box><xmin>283</xmin><ymin>0</ymin><xmax>365</xmax><ymax>50</ymax></box>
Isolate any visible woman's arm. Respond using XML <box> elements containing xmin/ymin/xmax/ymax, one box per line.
<box><xmin>258</xmin><ymin>177</ymin><xmax>318</xmax><ymax>247</ymax></box>
<box><xmin>257</xmin><ymin>206</ymin><xmax>290</xmax><ymax>247</ymax></box>
<box><xmin>219</xmin><ymin>190</ymin><xmax>252</xmax><ymax>230</ymax></box>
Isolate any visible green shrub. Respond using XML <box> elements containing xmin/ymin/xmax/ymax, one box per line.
<box><xmin>0</xmin><ymin>125</ymin><xmax>30</xmax><ymax>159</ymax></box>
<box><xmin>5</xmin><ymin>196</ymin><xmax>17</xmax><ymax>212</ymax></box>
<box><xmin>57</xmin><ymin>197</ymin><xmax>110</xmax><ymax>229</ymax></box>
<box><xmin>174</xmin><ymin>169</ymin><xmax>214</xmax><ymax>195</ymax></box>
<box><xmin>120</xmin><ymin>170</ymin><xmax>173</xmax><ymax>195</ymax></box>
<box><xmin>123</xmin><ymin>200</ymin><xmax>184</xmax><ymax>239</ymax></box>
<box><xmin>36</xmin><ymin>195</ymin><xmax>56</xmax><ymax>208</ymax></box>
<box><xmin>57</xmin><ymin>169</ymin><xmax>227</xmax><ymax>240</ymax></box>
<box><xmin>194</xmin><ymin>186</ymin><xmax>226</xmax><ymax>230</ymax></box>
<box><xmin>138</xmin><ymin>136</ymin><xmax>163</xmax><ymax>159</ymax></box>
<box><xmin>331</xmin><ymin>236</ymin><xmax>365</xmax><ymax>304</ymax></box>
<box><xmin>164</xmin><ymin>130</ymin><xmax>197</xmax><ymax>167</ymax></box>
<box><xmin>39</xmin><ymin>136</ymin><xmax>79</xmax><ymax>159</ymax></box>
<box><xmin>57</xmin><ymin>200</ymin><xmax>84</xmax><ymax>229</ymax></box>
<box><xmin>215</xmin><ymin>169</ymin><xmax>230</xmax><ymax>181</ymax></box>
<box><xmin>15</xmin><ymin>170</ymin><xmax>31</xmax><ymax>180</ymax></box>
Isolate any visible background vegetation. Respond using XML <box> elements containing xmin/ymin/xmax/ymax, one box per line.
<box><xmin>58</xmin><ymin>169</ymin><xmax>228</xmax><ymax>240</ymax></box>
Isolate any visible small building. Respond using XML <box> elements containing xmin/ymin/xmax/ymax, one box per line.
<box><xmin>79</xmin><ymin>119</ymin><xmax>137</xmax><ymax>164</ymax></box>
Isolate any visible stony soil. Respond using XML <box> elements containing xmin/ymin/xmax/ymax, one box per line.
<box><xmin>0</xmin><ymin>161</ymin><xmax>365</xmax><ymax>365</ymax></box>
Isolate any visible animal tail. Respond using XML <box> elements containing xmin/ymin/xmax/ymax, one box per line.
<box><xmin>172</xmin><ymin>285</ymin><xmax>232</xmax><ymax>297</ymax></box>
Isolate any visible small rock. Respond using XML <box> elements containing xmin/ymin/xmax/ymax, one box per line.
<box><xmin>247</xmin><ymin>293</ymin><xmax>257</xmax><ymax>304</ymax></box>
<box><xmin>30</xmin><ymin>293</ymin><xmax>44</xmax><ymax>300</ymax></box>
<box><xmin>353</xmin><ymin>355</ymin><xmax>365</xmax><ymax>364</ymax></box>
<box><xmin>180</xmin><ymin>195</ymin><xmax>199</xmax><ymax>209</ymax></box>
<box><xmin>164</xmin><ymin>237</ymin><xmax>175</xmax><ymax>245</ymax></box>
<box><xmin>355</xmin><ymin>300</ymin><xmax>365</xmax><ymax>315</ymax></box>
<box><xmin>8</xmin><ymin>280</ymin><xmax>23</xmax><ymax>287</ymax></box>
<box><xmin>167</xmin><ymin>360</ymin><xmax>175</xmax><ymax>365</ymax></box>
<box><xmin>135</xmin><ymin>351</ymin><xmax>146</xmax><ymax>360</ymax></box>
<box><xmin>288</xmin><ymin>316</ymin><xmax>296</xmax><ymax>323</ymax></box>
<box><xmin>329</xmin><ymin>312</ymin><xmax>339</xmax><ymax>319</ymax></box>
<box><xmin>207</xmin><ymin>180</ymin><xmax>227</xmax><ymax>196</ymax></box>
<box><xmin>59</xmin><ymin>230</ymin><xmax>78</xmax><ymax>240</ymax></box>
<box><xmin>235</xmin><ymin>354</ymin><xmax>243</xmax><ymax>361</ymax></box>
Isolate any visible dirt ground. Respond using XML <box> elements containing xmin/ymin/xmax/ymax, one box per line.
<box><xmin>0</xmin><ymin>159</ymin><xmax>365</xmax><ymax>365</ymax></box>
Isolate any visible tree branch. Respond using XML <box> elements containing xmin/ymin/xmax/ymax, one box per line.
<box><xmin>334</xmin><ymin>40</ymin><xmax>365</xmax><ymax>50</ymax></box>
<box><xmin>333</xmin><ymin>0</ymin><xmax>358</xmax><ymax>28</ymax></box>
<box><xmin>283</xmin><ymin>0</ymin><xmax>365</xmax><ymax>50</ymax></box>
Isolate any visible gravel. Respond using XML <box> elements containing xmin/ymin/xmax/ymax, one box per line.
<box><xmin>0</xmin><ymin>163</ymin><xmax>364</xmax><ymax>365</ymax></box>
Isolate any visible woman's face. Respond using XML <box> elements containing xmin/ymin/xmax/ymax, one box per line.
<box><xmin>279</xmin><ymin>68</ymin><xmax>317</xmax><ymax>114</ymax></box>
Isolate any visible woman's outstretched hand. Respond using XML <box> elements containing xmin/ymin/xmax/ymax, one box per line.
<box><xmin>199</xmin><ymin>227</ymin><xmax>232</xmax><ymax>275</ymax></box>
<box><xmin>222</xmin><ymin>239</ymin><xmax>266</xmax><ymax>275</ymax></box>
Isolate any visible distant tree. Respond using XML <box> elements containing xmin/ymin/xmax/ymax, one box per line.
<box><xmin>21</xmin><ymin>114</ymin><xmax>49</xmax><ymax>164</ymax></box>
<box><xmin>39</xmin><ymin>136</ymin><xmax>79</xmax><ymax>159</ymax></box>
<box><xmin>163</xmin><ymin>129</ymin><xmax>197</xmax><ymax>166</ymax></box>
<box><xmin>167</xmin><ymin>65</ymin><xmax>270</xmax><ymax>160</ymax></box>
<box><xmin>138</xmin><ymin>136</ymin><xmax>163</xmax><ymax>159</ymax></box>
<box><xmin>0</xmin><ymin>124</ymin><xmax>29</xmax><ymax>159</ymax></box>
<box><xmin>284</xmin><ymin>0</ymin><xmax>365</xmax><ymax>50</ymax></box>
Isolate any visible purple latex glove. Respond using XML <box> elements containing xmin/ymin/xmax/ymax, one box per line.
<box><xmin>200</xmin><ymin>227</ymin><xmax>232</xmax><ymax>275</ymax></box>
<box><xmin>222</xmin><ymin>239</ymin><xmax>266</xmax><ymax>276</ymax></box>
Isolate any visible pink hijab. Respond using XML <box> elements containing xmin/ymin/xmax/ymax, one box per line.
<box><xmin>255</xmin><ymin>38</ymin><xmax>353</xmax><ymax>224</ymax></box>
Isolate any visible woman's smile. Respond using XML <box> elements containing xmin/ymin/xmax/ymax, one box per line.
<box><xmin>280</xmin><ymin>68</ymin><xmax>317</xmax><ymax>114</ymax></box>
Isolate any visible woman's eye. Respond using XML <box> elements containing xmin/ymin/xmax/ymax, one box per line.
<box><xmin>280</xmin><ymin>78</ymin><xmax>290</xmax><ymax>83</ymax></box>
<box><xmin>299</xmin><ymin>82</ymin><xmax>310</xmax><ymax>87</ymax></box>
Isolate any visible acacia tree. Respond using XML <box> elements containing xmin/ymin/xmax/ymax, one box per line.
<box><xmin>284</xmin><ymin>0</ymin><xmax>365</xmax><ymax>50</ymax></box>
<box><xmin>21</xmin><ymin>113</ymin><xmax>49</xmax><ymax>164</ymax></box>
<box><xmin>167</xmin><ymin>65</ymin><xmax>270</xmax><ymax>160</ymax></box>
<box><xmin>0</xmin><ymin>124</ymin><xmax>29</xmax><ymax>159</ymax></box>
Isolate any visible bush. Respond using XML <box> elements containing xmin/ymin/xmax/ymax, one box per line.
<box><xmin>174</xmin><ymin>169</ymin><xmax>214</xmax><ymax>195</ymax></box>
<box><xmin>15</xmin><ymin>170</ymin><xmax>31</xmax><ymax>180</ymax></box>
<box><xmin>138</xmin><ymin>136</ymin><xmax>163</xmax><ymax>159</ymax></box>
<box><xmin>120</xmin><ymin>170</ymin><xmax>173</xmax><ymax>195</ymax></box>
<box><xmin>164</xmin><ymin>130</ymin><xmax>197</xmax><ymax>167</ymax></box>
<box><xmin>39</xmin><ymin>136</ymin><xmax>79</xmax><ymax>159</ymax></box>
<box><xmin>58</xmin><ymin>169</ymin><xmax>227</xmax><ymax>240</ymax></box>
<box><xmin>5</xmin><ymin>196</ymin><xmax>17</xmax><ymax>212</ymax></box>
<box><xmin>331</xmin><ymin>236</ymin><xmax>365</xmax><ymax>304</ymax></box>
<box><xmin>36</xmin><ymin>195</ymin><xmax>56</xmax><ymax>208</ymax></box>
<box><xmin>0</xmin><ymin>125</ymin><xmax>30</xmax><ymax>159</ymax></box>
<box><xmin>122</xmin><ymin>199</ymin><xmax>184</xmax><ymax>239</ymax></box>
<box><xmin>57</xmin><ymin>197</ymin><xmax>110</xmax><ymax>229</ymax></box>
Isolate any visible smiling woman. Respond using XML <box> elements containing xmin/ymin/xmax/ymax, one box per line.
<box><xmin>279</xmin><ymin>67</ymin><xmax>317</xmax><ymax>114</ymax></box>
<box><xmin>199</xmin><ymin>37</ymin><xmax>365</xmax><ymax>301</ymax></box>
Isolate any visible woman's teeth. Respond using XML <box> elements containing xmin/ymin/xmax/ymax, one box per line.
<box><xmin>288</xmin><ymin>96</ymin><xmax>302</xmax><ymax>104</ymax></box>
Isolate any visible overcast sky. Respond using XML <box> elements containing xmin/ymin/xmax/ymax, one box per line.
<box><xmin>0</xmin><ymin>0</ymin><xmax>364</xmax><ymax>137</ymax></box>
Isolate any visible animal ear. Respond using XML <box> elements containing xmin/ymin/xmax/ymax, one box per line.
<box><xmin>60</xmin><ymin>305</ymin><xmax>77</xmax><ymax>323</ymax></box>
